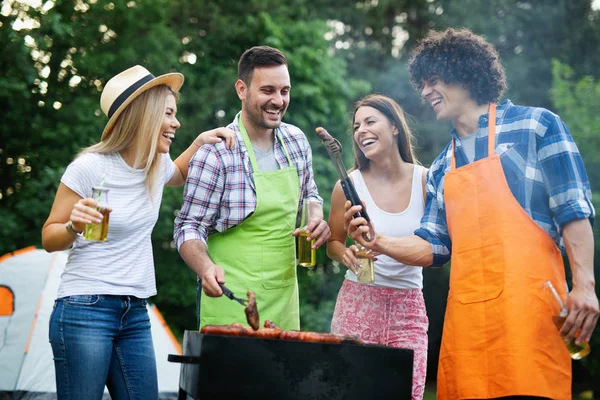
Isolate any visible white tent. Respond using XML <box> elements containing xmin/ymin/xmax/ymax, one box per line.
<box><xmin>0</xmin><ymin>247</ymin><xmax>182</xmax><ymax>399</ymax></box>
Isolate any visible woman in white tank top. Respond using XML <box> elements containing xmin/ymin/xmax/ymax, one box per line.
<box><xmin>327</xmin><ymin>94</ymin><xmax>429</xmax><ymax>400</ymax></box>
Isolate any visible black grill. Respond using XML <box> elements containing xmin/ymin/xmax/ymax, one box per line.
<box><xmin>168</xmin><ymin>330</ymin><xmax>413</xmax><ymax>400</ymax></box>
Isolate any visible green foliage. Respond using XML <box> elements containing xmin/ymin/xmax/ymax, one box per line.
<box><xmin>297</xmin><ymin>264</ymin><xmax>345</xmax><ymax>332</ymax></box>
<box><xmin>0</xmin><ymin>0</ymin><xmax>183</xmax><ymax>254</ymax></box>
<box><xmin>551</xmin><ymin>60</ymin><xmax>600</xmax><ymax>168</ymax></box>
<box><xmin>566</xmin><ymin>192</ymin><xmax>600</xmax><ymax>392</ymax></box>
<box><xmin>433</xmin><ymin>0</ymin><xmax>600</xmax><ymax>110</ymax></box>
<box><xmin>551</xmin><ymin>62</ymin><xmax>600</xmax><ymax>387</ymax></box>
<box><xmin>3</xmin><ymin>0</ymin><xmax>600</xmax><ymax>389</ymax></box>
<box><xmin>0</xmin><ymin>0</ymin><xmax>371</xmax><ymax>332</ymax></box>
<box><xmin>147</xmin><ymin>1</ymin><xmax>373</xmax><ymax>335</ymax></box>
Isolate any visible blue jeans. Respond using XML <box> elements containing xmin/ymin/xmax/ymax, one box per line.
<box><xmin>49</xmin><ymin>295</ymin><xmax>158</xmax><ymax>400</ymax></box>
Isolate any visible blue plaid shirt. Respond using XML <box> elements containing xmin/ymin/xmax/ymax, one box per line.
<box><xmin>415</xmin><ymin>100</ymin><xmax>595</xmax><ymax>267</ymax></box>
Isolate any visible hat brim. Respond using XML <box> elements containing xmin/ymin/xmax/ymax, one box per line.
<box><xmin>101</xmin><ymin>72</ymin><xmax>184</xmax><ymax>140</ymax></box>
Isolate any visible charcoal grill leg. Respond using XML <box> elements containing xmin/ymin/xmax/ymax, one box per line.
<box><xmin>178</xmin><ymin>387</ymin><xmax>188</xmax><ymax>400</ymax></box>
<box><xmin>196</xmin><ymin>279</ymin><xmax>202</xmax><ymax>330</ymax></box>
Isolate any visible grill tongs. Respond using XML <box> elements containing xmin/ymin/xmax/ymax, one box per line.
<box><xmin>315</xmin><ymin>127</ymin><xmax>374</xmax><ymax>242</ymax></box>
<box><xmin>219</xmin><ymin>283</ymin><xmax>247</xmax><ymax>306</ymax></box>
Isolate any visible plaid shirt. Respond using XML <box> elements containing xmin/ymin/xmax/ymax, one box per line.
<box><xmin>174</xmin><ymin>113</ymin><xmax>322</xmax><ymax>249</ymax></box>
<box><xmin>415</xmin><ymin>100</ymin><xmax>595</xmax><ymax>267</ymax></box>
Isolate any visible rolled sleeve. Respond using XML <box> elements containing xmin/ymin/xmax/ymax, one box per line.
<box><xmin>414</xmin><ymin>228</ymin><xmax>451</xmax><ymax>267</ymax></box>
<box><xmin>538</xmin><ymin>113</ymin><xmax>595</xmax><ymax>230</ymax></box>
<box><xmin>553</xmin><ymin>198</ymin><xmax>594</xmax><ymax>229</ymax></box>
<box><xmin>303</xmin><ymin>138</ymin><xmax>321</xmax><ymax>199</ymax></box>
<box><xmin>174</xmin><ymin>147</ymin><xmax>224</xmax><ymax>250</ymax></box>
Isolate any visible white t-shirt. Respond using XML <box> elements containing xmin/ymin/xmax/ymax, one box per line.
<box><xmin>344</xmin><ymin>166</ymin><xmax>425</xmax><ymax>289</ymax></box>
<box><xmin>459</xmin><ymin>133</ymin><xmax>477</xmax><ymax>163</ymax></box>
<box><xmin>57</xmin><ymin>152</ymin><xmax>176</xmax><ymax>299</ymax></box>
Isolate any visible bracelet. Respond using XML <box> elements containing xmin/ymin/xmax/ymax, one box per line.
<box><xmin>65</xmin><ymin>221</ymin><xmax>82</xmax><ymax>237</ymax></box>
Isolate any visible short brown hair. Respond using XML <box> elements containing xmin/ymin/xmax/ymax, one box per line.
<box><xmin>238</xmin><ymin>46</ymin><xmax>287</xmax><ymax>85</ymax></box>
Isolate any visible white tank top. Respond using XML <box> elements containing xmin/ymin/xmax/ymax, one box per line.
<box><xmin>344</xmin><ymin>165</ymin><xmax>425</xmax><ymax>289</ymax></box>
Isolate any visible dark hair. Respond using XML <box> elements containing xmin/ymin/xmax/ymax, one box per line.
<box><xmin>408</xmin><ymin>28</ymin><xmax>507</xmax><ymax>105</ymax></box>
<box><xmin>238</xmin><ymin>46</ymin><xmax>288</xmax><ymax>85</ymax></box>
<box><xmin>352</xmin><ymin>94</ymin><xmax>418</xmax><ymax>170</ymax></box>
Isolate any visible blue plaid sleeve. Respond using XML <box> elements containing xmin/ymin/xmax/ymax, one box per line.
<box><xmin>537</xmin><ymin>111</ymin><xmax>595</xmax><ymax>229</ymax></box>
<box><xmin>414</xmin><ymin>154</ymin><xmax>452</xmax><ymax>267</ymax></box>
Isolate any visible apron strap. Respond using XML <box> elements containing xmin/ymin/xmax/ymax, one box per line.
<box><xmin>278</xmin><ymin>132</ymin><xmax>293</xmax><ymax>166</ymax></box>
<box><xmin>450</xmin><ymin>102</ymin><xmax>497</xmax><ymax>171</ymax></box>
<box><xmin>451</xmin><ymin>140</ymin><xmax>456</xmax><ymax>171</ymax></box>
<box><xmin>238</xmin><ymin>113</ymin><xmax>294</xmax><ymax>171</ymax></box>
<box><xmin>488</xmin><ymin>102</ymin><xmax>497</xmax><ymax>157</ymax></box>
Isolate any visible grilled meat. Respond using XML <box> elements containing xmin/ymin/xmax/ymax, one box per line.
<box><xmin>264</xmin><ymin>320</ymin><xmax>279</xmax><ymax>329</ymax></box>
<box><xmin>200</xmin><ymin>323</ymin><xmax>364</xmax><ymax>345</ymax></box>
<box><xmin>245</xmin><ymin>290</ymin><xmax>260</xmax><ymax>330</ymax></box>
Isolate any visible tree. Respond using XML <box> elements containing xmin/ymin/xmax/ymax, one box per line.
<box><xmin>3</xmin><ymin>0</ymin><xmax>599</xmax><ymax>389</ymax></box>
<box><xmin>0</xmin><ymin>0</ymin><xmax>371</xmax><ymax>334</ymax></box>
<box><xmin>433</xmin><ymin>0</ymin><xmax>600</xmax><ymax>109</ymax></box>
<box><xmin>551</xmin><ymin>59</ymin><xmax>600</xmax><ymax>393</ymax></box>
<box><xmin>0</xmin><ymin>0</ymin><xmax>183</xmax><ymax>254</ymax></box>
<box><xmin>155</xmin><ymin>0</ymin><xmax>371</xmax><ymax>333</ymax></box>
<box><xmin>551</xmin><ymin>60</ymin><xmax>600</xmax><ymax>168</ymax></box>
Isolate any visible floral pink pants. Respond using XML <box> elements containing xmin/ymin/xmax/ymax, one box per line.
<box><xmin>330</xmin><ymin>279</ymin><xmax>429</xmax><ymax>400</ymax></box>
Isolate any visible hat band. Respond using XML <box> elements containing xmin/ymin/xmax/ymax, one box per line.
<box><xmin>107</xmin><ymin>73</ymin><xmax>154</xmax><ymax>118</ymax></box>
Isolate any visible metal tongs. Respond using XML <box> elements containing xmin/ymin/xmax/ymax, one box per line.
<box><xmin>315</xmin><ymin>127</ymin><xmax>374</xmax><ymax>242</ymax></box>
<box><xmin>219</xmin><ymin>283</ymin><xmax>247</xmax><ymax>306</ymax></box>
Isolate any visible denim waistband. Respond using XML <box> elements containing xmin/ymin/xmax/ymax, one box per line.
<box><xmin>58</xmin><ymin>294</ymin><xmax>147</xmax><ymax>302</ymax></box>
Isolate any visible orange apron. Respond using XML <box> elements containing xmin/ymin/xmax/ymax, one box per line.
<box><xmin>437</xmin><ymin>103</ymin><xmax>572</xmax><ymax>399</ymax></box>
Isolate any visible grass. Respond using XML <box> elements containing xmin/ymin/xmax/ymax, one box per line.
<box><xmin>423</xmin><ymin>388</ymin><xmax>436</xmax><ymax>400</ymax></box>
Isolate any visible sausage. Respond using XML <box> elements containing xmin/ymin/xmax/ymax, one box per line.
<box><xmin>201</xmin><ymin>324</ymin><xmax>365</xmax><ymax>345</ymax></box>
<box><xmin>201</xmin><ymin>325</ymin><xmax>281</xmax><ymax>339</ymax></box>
<box><xmin>280</xmin><ymin>330</ymin><xmax>364</xmax><ymax>344</ymax></box>
<box><xmin>340</xmin><ymin>335</ymin><xmax>364</xmax><ymax>345</ymax></box>
<box><xmin>280</xmin><ymin>330</ymin><xmax>312</xmax><ymax>342</ymax></box>
<box><xmin>201</xmin><ymin>324</ymin><xmax>250</xmax><ymax>336</ymax></box>
<box><xmin>302</xmin><ymin>332</ymin><xmax>343</xmax><ymax>344</ymax></box>
<box><xmin>263</xmin><ymin>320</ymin><xmax>279</xmax><ymax>329</ymax></box>
<box><xmin>246</xmin><ymin>328</ymin><xmax>281</xmax><ymax>340</ymax></box>
<box><xmin>245</xmin><ymin>291</ymin><xmax>260</xmax><ymax>331</ymax></box>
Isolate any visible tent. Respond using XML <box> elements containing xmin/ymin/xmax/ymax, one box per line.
<box><xmin>0</xmin><ymin>247</ymin><xmax>182</xmax><ymax>399</ymax></box>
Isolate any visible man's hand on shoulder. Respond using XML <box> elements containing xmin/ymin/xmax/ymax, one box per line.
<box><xmin>194</xmin><ymin>127</ymin><xmax>236</xmax><ymax>149</ymax></box>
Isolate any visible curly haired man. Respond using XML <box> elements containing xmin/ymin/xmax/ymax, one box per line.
<box><xmin>345</xmin><ymin>28</ymin><xmax>598</xmax><ymax>399</ymax></box>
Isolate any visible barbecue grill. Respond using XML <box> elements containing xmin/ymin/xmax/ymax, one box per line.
<box><xmin>168</xmin><ymin>330</ymin><xmax>414</xmax><ymax>400</ymax></box>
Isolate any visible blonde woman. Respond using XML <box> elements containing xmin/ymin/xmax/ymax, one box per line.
<box><xmin>41</xmin><ymin>65</ymin><xmax>234</xmax><ymax>400</ymax></box>
<box><xmin>327</xmin><ymin>94</ymin><xmax>429</xmax><ymax>400</ymax></box>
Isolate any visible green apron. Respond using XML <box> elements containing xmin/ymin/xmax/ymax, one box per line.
<box><xmin>200</xmin><ymin>116</ymin><xmax>301</xmax><ymax>330</ymax></box>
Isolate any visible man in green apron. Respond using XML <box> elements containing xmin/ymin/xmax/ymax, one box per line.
<box><xmin>174</xmin><ymin>46</ymin><xmax>330</xmax><ymax>330</ymax></box>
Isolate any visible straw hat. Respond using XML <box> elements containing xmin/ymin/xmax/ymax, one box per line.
<box><xmin>100</xmin><ymin>65</ymin><xmax>184</xmax><ymax>140</ymax></box>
